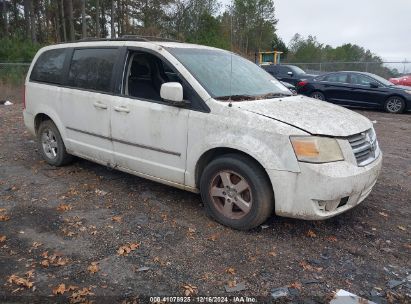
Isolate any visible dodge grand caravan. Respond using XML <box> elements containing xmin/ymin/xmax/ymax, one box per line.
<box><xmin>23</xmin><ymin>38</ymin><xmax>382</xmax><ymax>230</ymax></box>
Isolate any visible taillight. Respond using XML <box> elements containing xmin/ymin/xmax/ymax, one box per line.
<box><xmin>22</xmin><ymin>85</ymin><xmax>26</xmax><ymax>109</ymax></box>
<box><xmin>297</xmin><ymin>81</ymin><xmax>308</xmax><ymax>87</ymax></box>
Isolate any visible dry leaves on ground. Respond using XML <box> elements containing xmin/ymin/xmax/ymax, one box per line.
<box><xmin>7</xmin><ymin>274</ymin><xmax>34</xmax><ymax>289</ymax></box>
<box><xmin>40</xmin><ymin>251</ymin><xmax>70</xmax><ymax>267</ymax></box>
<box><xmin>289</xmin><ymin>281</ymin><xmax>302</xmax><ymax>290</ymax></box>
<box><xmin>117</xmin><ymin>243</ymin><xmax>140</xmax><ymax>256</ymax></box>
<box><xmin>398</xmin><ymin>226</ymin><xmax>406</xmax><ymax>231</ymax></box>
<box><xmin>379</xmin><ymin>212</ymin><xmax>389</xmax><ymax>217</ymax></box>
<box><xmin>207</xmin><ymin>233</ymin><xmax>219</xmax><ymax>241</ymax></box>
<box><xmin>87</xmin><ymin>262</ymin><xmax>99</xmax><ymax>274</ymax></box>
<box><xmin>306</xmin><ymin>229</ymin><xmax>317</xmax><ymax>238</ymax></box>
<box><xmin>300</xmin><ymin>261</ymin><xmax>323</xmax><ymax>272</ymax></box>
<box><xmin>70</xmin><ymin>287</ymin><xmax>94</xmax><ymax>303</ymax></box>
<box><xmin>225</xmin><ymin>267</ymin><xmax>236</xmax><ymax>275</ymax></box>
<box><xmin>111</xmin><ymin>216</ymin><xmax>122</xmax><ymax>222</ymax></box>
<box><xmin>326</xmin><ymin>236</ymin><xmax>338</xmax><ymax>242</ymax></box>
<box><xmin>182</xmin><ymin>283</ymin><xmax>198</xmax><ymax>296</ymax></box>
<box><xmin>52</xmin><ymin>283</ymin><xmax>77</xmax><ymax>295</ymax></box>
<box><xmin>268</xmin><ymin>247</ymin><xmax>277</xmax><ymax>257</ymax></box>
<box><xmin>187</xmin><ymin>227</ymin><xmax>196</xmax><ymax>239</ymax></box>
<box><xmin>0</xmin><ymin>214</ymin><xmax>10</xmax><ymax>221</ymax></box>
<box><xmin>57</xmin><ymin>203</ymin><xmax>72</xmax><ymax>212</ymax></box>
<box><xmin>0</xmin><ymin>235</ymin><xmax>6</xmax><ymax>242</ymax></box>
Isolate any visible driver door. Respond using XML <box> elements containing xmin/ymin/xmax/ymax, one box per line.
<box><xmin>110</xmin><ymin>50</ymin><xmax>189</xmax><ymax>184</ymax></box>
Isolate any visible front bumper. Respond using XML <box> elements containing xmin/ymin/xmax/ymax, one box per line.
<box><xmin>268</xmin><ymin>153</ymin><xmax>382</xmax><ymax>220</ymax></box>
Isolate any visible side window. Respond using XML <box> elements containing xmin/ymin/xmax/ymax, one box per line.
<box><xmin>324</xmin><ymin>73</ymin><xmax>348</xmax><ymax>83</ymax></box>
<box><xmin>30</xmin><ymin>49</ymin><xmax>67</xmax><ymax>84</ymax></box>
<box><xmin>124</xmin><ymin>51</ymin><xmax>186</xmax><ymax>102</ymax></box>
<box><xmin>68</xmin><ymin>48</ymin><xmax>118</xmax><ymax>93</ymax></box>
<box><xmin>350</xmin><ymin>74</ymin><xmax>373</xmax><ymax>86</ymax></box>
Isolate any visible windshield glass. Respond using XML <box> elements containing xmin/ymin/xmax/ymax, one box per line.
<box><xmin>167</xmin><ymin>48</ymin><xmax>292</xmax><ymax>100</ymax></box>
<box><xmin>369</xmin><ymin>73</ymin><xmax>395</xmax><ymax>86</ymax></box>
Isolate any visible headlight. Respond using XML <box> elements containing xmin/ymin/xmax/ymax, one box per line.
<box><xmin>290</xmin><ymin>136</ymin><xmax>344</xmax><ymax>163</ymax></box>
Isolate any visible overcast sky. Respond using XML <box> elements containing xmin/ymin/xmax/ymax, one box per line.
<box><xmin>223</xmin><ymin>0</ymin><xmax>411</xmax><ymax>62</ymax></box>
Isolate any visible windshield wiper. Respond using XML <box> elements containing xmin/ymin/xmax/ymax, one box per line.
<box><xmin>215</xmin><ymin>94</ymin><xmax>256</xmax><ymax>101</ymax></box>
<box><xmin>257</xmin><ymin>92</ymin><xmax>293</xmax><ymax>99</ymax></box>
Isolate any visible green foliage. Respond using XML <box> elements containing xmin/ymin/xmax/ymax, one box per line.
<box><xmin>0</xmin><ymin>38</ymin><xmax>42</xmax><ymax>62</ymax></box>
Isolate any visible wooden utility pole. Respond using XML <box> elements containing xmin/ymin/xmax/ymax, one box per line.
<box><xmin>96</xmin><ymin>0</ymin><xmax>100</xmax><ymax>37</ymax></box>
<box><xmin>110</xmin><ymin>0</ymin><xmax>115</xmax><ymax>38</ymax></box>
<box><xmin>67</xmin><ymin>0</ymin><xmax>75</xmax><ymax>41</ymax></box>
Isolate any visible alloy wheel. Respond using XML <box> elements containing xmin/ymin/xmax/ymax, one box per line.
<box><xmin>41</xmin><ymin>129</ymin><xmax>58</xmax><ymax>159</ymax></box>
<box><xmin>209</xmin><ymin>170</ymin><xmax>252</xmax><ymax>220</ymax></box>
<box><xmin>386</xmin><ymin>98</ymin><xmax>403</xmax><ymax>113</ymax></box>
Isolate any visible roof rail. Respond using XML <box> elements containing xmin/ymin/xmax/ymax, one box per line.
<box><xmin>72</xmin><ymin>35</ymin><xmax>181</xmax><ymax>43</ymax></box>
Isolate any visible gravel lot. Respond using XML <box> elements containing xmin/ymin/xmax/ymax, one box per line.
<box><xmin>1</xmin><ymin>88</ymin><xmax>410</xmax><ymax>303</ymax></box>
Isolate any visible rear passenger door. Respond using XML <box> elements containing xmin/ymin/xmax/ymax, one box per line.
<box><xmin>320</xmin><ymin>73</ymin><xmax>350</xmax><ymax>104</ymax></box>
<box><xmin>59</xmin><ymin>47</ymin><xmax>121</xmax><ymax>166</ymax></box>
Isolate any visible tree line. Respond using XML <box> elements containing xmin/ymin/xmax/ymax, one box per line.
<box><xmin>0</xmin><ymin>0</ymin><xmax>279</xmax><ymax>54</ymax></box>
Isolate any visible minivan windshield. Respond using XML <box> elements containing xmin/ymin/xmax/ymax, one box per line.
<box><xmin>167</xmin><ymin>48</ymin><xmax>292</xmax><ymax>101</ymax></box>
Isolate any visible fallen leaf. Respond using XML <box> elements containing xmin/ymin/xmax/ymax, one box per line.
<box><xmin>52</xmin><ymin>283</ymin><xmax>67</xmax><ymax>295</ymax></box>
<box><xmin>326</xmin><ymin>236</ymin><xmax>337</xmax><ymax>242</ymax></box>
<box><xmin>0</xmin><ymin>235</ymin><xmax>6</xmax><ymax>242</ymax></box>
<box><xmin>398</xmin><ymin>226</ymin><xmax>406</xmax><ymax>231</ymax></box>
<box><xmin>299</xmin><ymin>261</ymin><xmax>322</xmax><ymax>272</ymax></box>
<box><xmin>379</xmin><ymin>212</ymin><xmax>389</xmax><ymax>217</ymax></box>
<box><xmin>268</xmin><ymin>247</ymin><xmax>277</xmax><ymax>257</ymax></box>
<box><xmin>117</xmin><ymin>243</ymin><xmax>140</xmax><ymax>256</ymax></box>
<box><xmin>182</xmin><ymin>283</ymin><xmax>198</xmax><ymax>296</ymax></box>
<box><xmin>111</xmin><ymin>216</ymin><xmax>122</xmax><ymax>222</ymax></box>
<box><xmin>70</xmin><ymin>287</ymin><xmax>94</xmax><ymax>303</ymax></box>
<box><xmin>57</xmin><ymin>204</ymin><xmax>72</xmax><ymax>212</ymax></box>
<box><xmin>0</xmin><ymin>214</ymin><xmax>10</xmax><ymax>221</ymax></box>
<box><xmin>7</xmin><ymin>274</ymin><xmax>34</xmax><ymax>288</ymax></box>
<box><xmin>207</xmin><ymin>234</ymin><xmax>219</xmax><ymax>241</ymax></box>
<box><xmin>227</xmin><ymin>280</ymin><xmax>237</xmax><ymax>288</ymax></box>
<box><xmin>306</xmin><ymin>229</ymin><xmax>317</xmax><ymax>238</ymax></box>
<box><xmin>289</xmin><ymin>281</ymin><xmax>302</xmax><ymax>290</ymax></box>
<box><xmin>87</xmin><ymin>262</ymin><xmax>99</xmax><ymax>274</ymax></box>
<box><xmin>41</xmin><ymin>260</ymin><xmax>50</xmax><ymax>267</ymax></box>
<box><xmin>0</xmin><ymin>208</ymin><xmax>6</xmax><ymax>212</ymax></box>
<box><xmin>225</xmin><ymin>267</ymin><xmax>236</xmax><ymax>275</ymax></box>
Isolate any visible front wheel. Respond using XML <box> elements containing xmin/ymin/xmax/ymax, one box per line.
<box><xmin>310</xmin><ymin>91</ymin><xmax>325</xmax><ymax>100</ymax></box>
<box><xmin>37</xmin><ymin>120</ymin><xmax>73</xmax><ymax>166</ymax></box>
<box><xmin>384</xmin><ymin>96</ymin><xmax>405</xmax><ymax>113</ymax></box>
<box><xmin>200</xmin><ymin>154</ymin><xmax>274</xmax><ymax>230</ymax></box>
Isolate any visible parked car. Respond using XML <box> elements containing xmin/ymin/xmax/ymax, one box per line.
<box><xmin>24</xmin><ymin>39</ymin><xmax>382</xmax><ymax>230</ymax></box>
<box><xmin>261</xmin><ymin>64</ymin><xmax>316</xmax><ymax>86</ymax></box>
<box><xmin>280</xmin><ymin>81</ymin><xmax>297</xmax><ymax>95</ymax></box>
<box><xmin>389</xmin><ymin>75</ymin><xmax>411</xmax><ymax>87</ymax></box>
<box><xmin>298</xmin><ymin>71</ymin><xmax>411</xmax><ymax>113</ymax></box>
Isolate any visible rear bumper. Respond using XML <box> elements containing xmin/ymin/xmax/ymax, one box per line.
<box><xmin>268</xmin><ymin>153</ymin><xmax>382</xmax><ymax>220</ymax></box>
<box><xmin>23</xmin><ymin>110</ymin><xmax>35</xmax><ymax>136</ymax></box>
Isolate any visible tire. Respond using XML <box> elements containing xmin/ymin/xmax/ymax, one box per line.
<box><xmin>37</xmin><ymin>120</ymin><xmax>73</xmax><ymax>166</ymax></box>
<box><xmin>310</xmin><ymin>91</ymin><xmax>325</xmax><ymax>101</ymax></box>
<box><xmin>384</xmin><ymin>96</ymin><xmax>405</xmax><ymax>114</ymax></box>
<box><xmin>200</xmin><ymin>154</ymin><xmax>274</xmax><ymax>230</ymax></box>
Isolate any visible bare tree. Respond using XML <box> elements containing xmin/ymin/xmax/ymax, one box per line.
<box><xmin>81</xmin><ymin>0</ymin><xmax>86</xmax><ymax>38</ymax></box>
<box><xmin>1</xmin><ymin>0</ymin><xmax>8</xmax><ymax>37</ymax></box>
<box><xmin>110</xmin><ymin>0</ymin><xmax>115</xmax><ymax>38</ymax></box>
<box><xmin>60</xmin><ymin>0</ymin><xmax>67</xmax><ymax>41</ymax></box>
<box><xmin>67</xmin><ymin>0</ymin><xmax>75</xmax><ymax>41</ymax></box>
<box><xmin>95</xmin><ymin>0</ymin><xmax>100</xmax><ymax>37</ymax></box>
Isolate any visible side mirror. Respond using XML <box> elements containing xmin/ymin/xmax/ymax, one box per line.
<box><xmin>369</xmin><ymin>82</ymin><xmax>379</xmax><ymax>88</ymax></box>
<box><xmin>160</xmin><ymin>82</ymin><xmax>187</xmax><ymax>106</ymax></box>
<box><xmin>287</xmin><ymin>71</ymin><xmax>293</xmax><ymax>76</ymax></box>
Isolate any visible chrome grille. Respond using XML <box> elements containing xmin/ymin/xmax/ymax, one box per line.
<box><xmin>347</xmin><ymin>129</ymin><xmax>380</xmax><ymax>166</ymax></box>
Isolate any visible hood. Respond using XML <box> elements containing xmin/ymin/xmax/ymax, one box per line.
<box><xmin>391</xmin><ymin>85</ymin><xmax>411</xmax><ymax>90</ymax></box>
<box><xmin>235</xmin><ymin>96</ymin><xmax>372</xmax><ymax>137</ymax></box>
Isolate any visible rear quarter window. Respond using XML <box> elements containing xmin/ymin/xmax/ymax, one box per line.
<box><xmin>30</xmin><ymin>48</ymin><xmax>67</xmax><ymax>84</ymax></box>
<box><xmin>68</xmin><ymin>48</ymin><xmax>118</xmax><ymax>93</ymax></box>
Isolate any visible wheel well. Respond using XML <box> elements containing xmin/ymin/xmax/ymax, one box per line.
<box><xmin>386</xmin><ymin>94</ymin><xmax>405</xmax><ymax>102</ymax></box>
<box><xmin>195</xmin><ymin>148</ymin><xmax>273</xmax><ymax>191</ymax></box>
<box><xmin>34</xmin><ymin>113</ymin><xmax>52</xmax><ymax>134</ymax></box>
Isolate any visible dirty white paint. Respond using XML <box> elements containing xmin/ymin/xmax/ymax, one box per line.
<box><xmin>23</xmin><ymin>40</ymin><xmax>383</xmax><ymax>220</ymax></box>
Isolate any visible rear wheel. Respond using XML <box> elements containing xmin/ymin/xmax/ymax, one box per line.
<box><xmin>200</xmin><ymin>154</ymin><xmax>274</xmax><ymax>230</ymax></box>
<box><xmin>384</xmin><ymin>96</ymin><xmax>405</xmax><ymax>113</ymax></box>
<box><xmin>310</xmin><ymin>91</ymin><xmax>325</xmax><ymax>100</ymax></box>
<box><xmin>37</xmin><ymin>120</ymin><xmax>73</xmax><ymax>166</ymax></box>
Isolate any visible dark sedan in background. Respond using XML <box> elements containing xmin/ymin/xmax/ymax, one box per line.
<box><xmin>297</xmin><ymin>71</ymin><xmax>411</xmax><ymax>113</ymax></box>
<box><xmin>261</xmin><ymin>64</ymin><xmax>316</xmax><ymax>86</ymax></box>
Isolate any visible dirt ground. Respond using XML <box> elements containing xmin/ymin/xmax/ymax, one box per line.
<box><xmin>0</xmin><ymin>87</ymin><xmax>410</xmax><ymax>303</ymax></box>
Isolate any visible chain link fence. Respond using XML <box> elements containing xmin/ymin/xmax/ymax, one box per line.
<box><xmin>281</xmin><ymin>61</ymin><xmax>411</xmax><ymax>79</ymax></box>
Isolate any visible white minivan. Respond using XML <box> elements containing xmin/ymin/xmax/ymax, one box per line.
<box><xmin>23</xmin><ymin>38</ymin><xmax>382</xmax><ymax>230</ymax></box>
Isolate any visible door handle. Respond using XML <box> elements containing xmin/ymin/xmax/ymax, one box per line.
<box><xmin>93</xmin><ymin>101</ymin><xmax>108</xmax><ymax>109</ymax></box>
<box><xmin>113</xmin><ymin>105</ymin><xmax>130</xmax><ymax>113</ymax></box>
